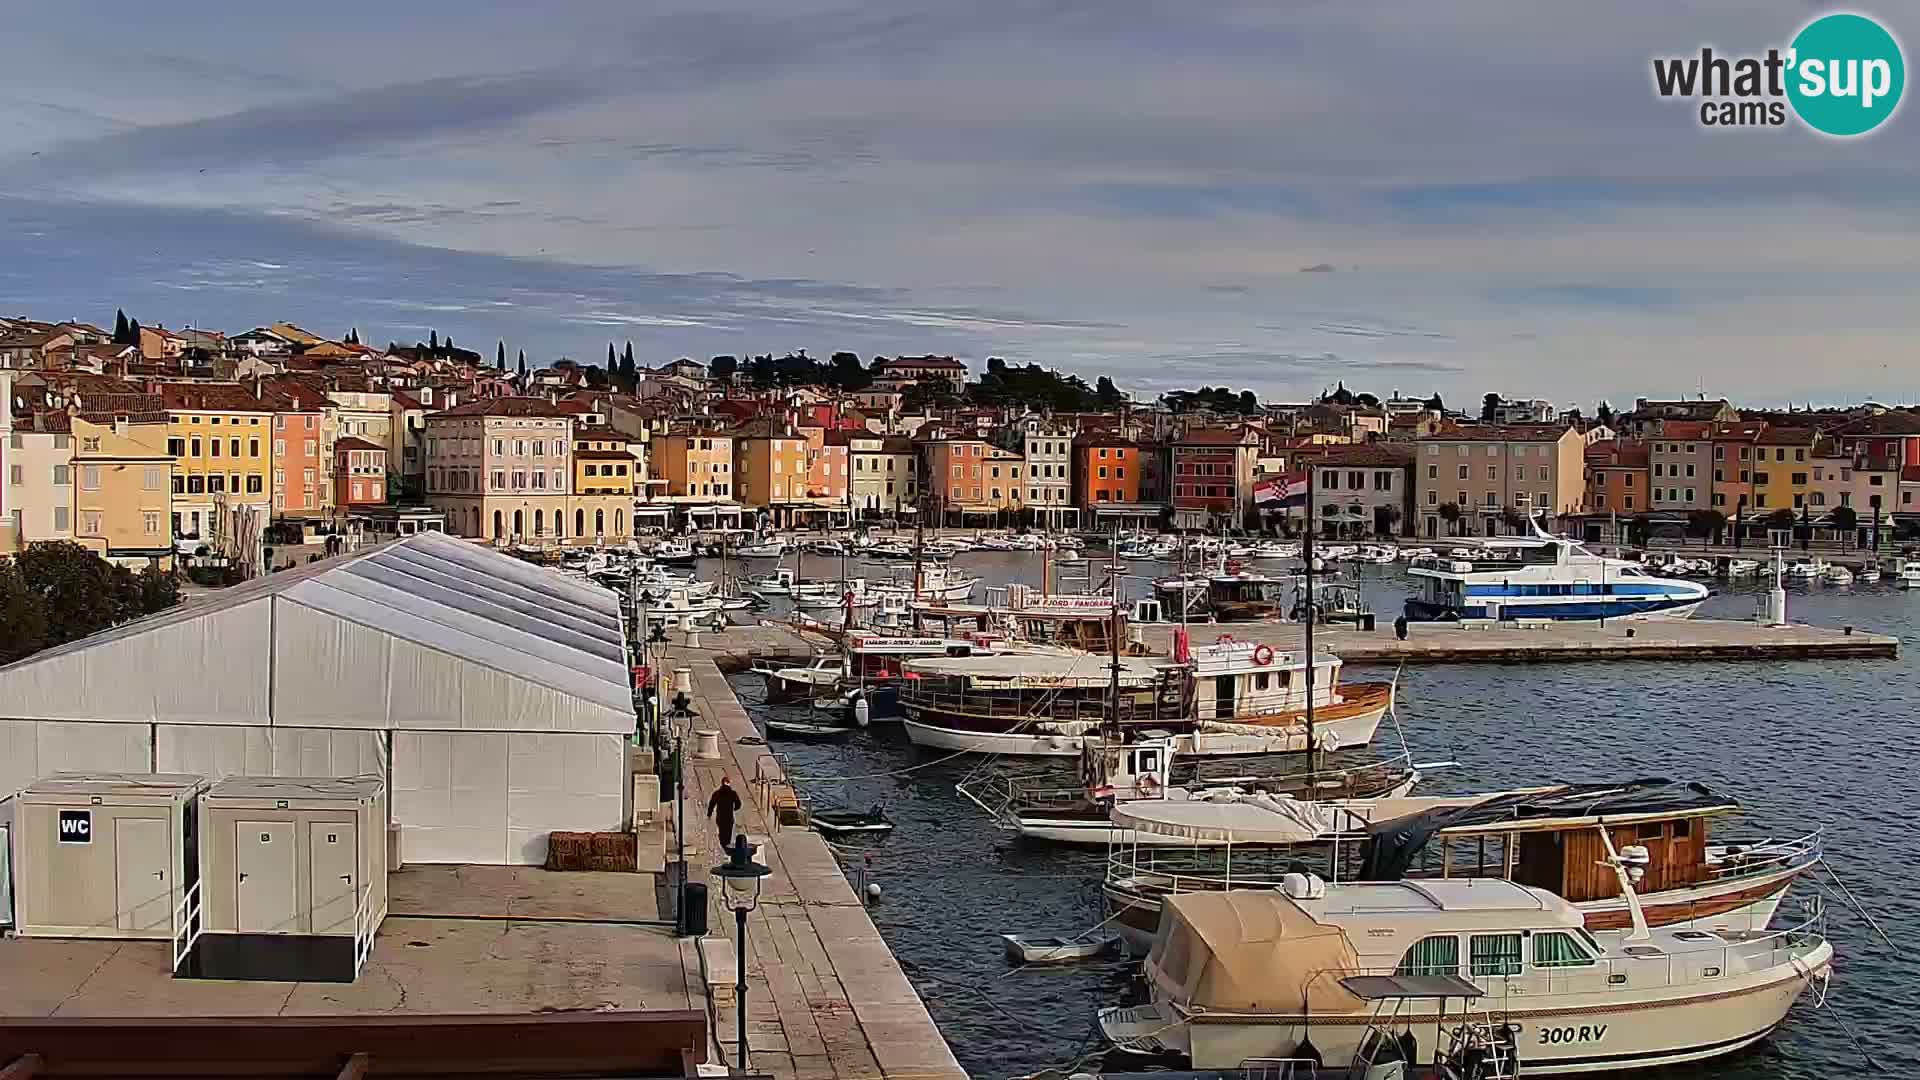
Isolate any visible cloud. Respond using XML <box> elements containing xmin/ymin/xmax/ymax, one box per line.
<box><xmin>1299</xmin><ymin>263</ymin><xmax>1336</xmax><ymax>273</ymax></box>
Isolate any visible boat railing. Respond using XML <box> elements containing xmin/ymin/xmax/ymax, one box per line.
<box><xmin>1241</xmin><ymin>1058</ymin><xmax>1319</xmax><ymax>1080</ymax></box>
<box><xmin>1531</xmin><ymin>901</ymin><xmax>1827</xmax><ymax>998</ymax></box>
<box><xmin>899</xmin><ymin>686</ymin><xmax>1175</xmax><ymax>726</ymax></box>
<box><xmin>1704</xmin><ymin>828</ymin><xmax>1823</xmax><ymax>881</ymax></box>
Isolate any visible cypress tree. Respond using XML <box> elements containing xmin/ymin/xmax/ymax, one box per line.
<box><xmin>113</xmin><ymin>309</ymin><xmax>130</xmax><ymax>343</ymax></box>
<box><xmin>497</xmin><ymin>340</ymin><xmax>506</xmax><ymax>369</ymax></box>
<box><xmin>429</xmin><ymin>330</ymin><xmax>438</xmax><ymax>350</ymax></box>
<box><xmin>516</xmin><ymin>349</ymin><xmax>525</xmax><ymax>375</ymax></box>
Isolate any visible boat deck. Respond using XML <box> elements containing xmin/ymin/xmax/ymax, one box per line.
<box><xmin>1140</xmin><ymin>618</ymin><xmax>1897</xmax><ymax>663</ymax></box>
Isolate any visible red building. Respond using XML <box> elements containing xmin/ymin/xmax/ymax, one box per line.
<box><xmin>335</xmin><ymin>436</ymin><xmax>388</xmax><ymax>511</ymax></box>
<box><xmin>1171</xmin><ymin>426</ymin><xmax>1260</xmax><ymax>530</ymax></box>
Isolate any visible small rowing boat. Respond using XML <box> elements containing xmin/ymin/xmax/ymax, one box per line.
<box><xmin>1001</xmin><ymin>932</ymin><xmax>1120</xmax><ymax>964</ymax></box>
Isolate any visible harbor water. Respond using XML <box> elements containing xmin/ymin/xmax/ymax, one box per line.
<box><xmin>720</xmin><ymin>548</ymin><xmax>1919</xmax><ymax>1080</ymax></box>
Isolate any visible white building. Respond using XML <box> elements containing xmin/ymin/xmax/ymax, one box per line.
<box><xmin>0</xmin><ymin>531</ymin><xmax>634</xmax><ymax>865</ymax></box>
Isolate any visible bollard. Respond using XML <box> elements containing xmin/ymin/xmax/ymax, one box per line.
<box><xmin>1845</xmin><ymin>625</ymin><xmax>1854</xmax><ymax>636</ymax></box>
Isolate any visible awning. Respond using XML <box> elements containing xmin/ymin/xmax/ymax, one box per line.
<box><xmin>1110</xmin><ymin>794</ymin><xmax>1365</xmax><ymax>845</ymax></box>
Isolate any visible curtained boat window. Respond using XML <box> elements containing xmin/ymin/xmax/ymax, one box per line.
<box><xmin>1532</xmin><ymin>931</ymin><xmax>1595</xmax><ymax>969</ymax></box>
<box><xmin>1395</xmin><ymin>934</ymin><xmax>1459</xmax><ymax>977</ymax></box>
<box><xmin>1469</xmin><ymin>933</ymin><xmax>1524</xmax><ymax>977</ymax></box>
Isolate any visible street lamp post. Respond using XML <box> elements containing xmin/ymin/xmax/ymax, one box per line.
<box><xmin>668</xmin><ymin>673</ymin><xmax>695</xmax><ymax>936</ymax></box>
<box><xmin>712</xmin><ymin>834</ymin><xmax>772</xmax><ymax>1073</ymax></box>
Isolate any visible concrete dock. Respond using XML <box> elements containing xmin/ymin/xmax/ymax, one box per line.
<box><xmin>1138</xmin><ymin>617</ymin><xmax>1898</xmax><ymax>663</ymax></box>
<box><xmin>654</xmin><ymin>625</ymin><xmax>968</xmax><ymax>1080</ymax></box>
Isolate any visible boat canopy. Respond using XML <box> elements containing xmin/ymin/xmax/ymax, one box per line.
<box><xmin>1110</xmin><ymin>793</ymin><xmax>1370</xmax><ymax>845</ymax></box>
<box><xmin>902</xmin><ymin>651</ymin><xmax>1164</xmax><ymax>689</ymax></box>
<box><xmin>1360</xmin><ymin>779</ymin><xmax>1739</xmax><ymax>880</ymax></box>
<box><xmin>1339</xmin><ymin>973</ymin><xmax>1485</xmax><ymax>1001</ymax></box>
<box><xmin>1144</xmin><ymin>891</ymin><xmax>1363</xmax><ymax>1014</ymax></box>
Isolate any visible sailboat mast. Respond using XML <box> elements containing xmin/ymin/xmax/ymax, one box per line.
<box><xmin>1304</xmin><ymin>462</ymin><xmax>1317</xmax><ymax>763</ymax></box>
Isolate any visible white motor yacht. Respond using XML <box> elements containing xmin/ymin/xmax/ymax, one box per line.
<box><xmin>1822</xmin><ymin>564</ymin><xmax>1855</xmax><ymax>586</ymax></box>
<box><xmin>1897</xmin><ymin>560</ymin><xmax>1920</xmax><ymax>589</ymax></box>
<box><xmin>1406</xmin><ymin>519</ymin><xmax>1706</xmax><ymax>621</ymax></box>
<box><xmin>1101</xmin><ymin>836</ymin><xmax>1832</xmax><ymax>1075</ymax></box>
<box><xmin>1858</xmin><ymin>563</ymin><xmax>1882</xmax><ymax>583</ymax></box>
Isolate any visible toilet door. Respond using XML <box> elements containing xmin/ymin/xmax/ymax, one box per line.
<box><xmin>309</xmin><ymin>822</ymin><xmax>359</xmax><ymax>935</ymax></box>
<box><xmin>237</xmin><ymin>821</ymin><xmax>297</xmax><ymax>933</ymax></box>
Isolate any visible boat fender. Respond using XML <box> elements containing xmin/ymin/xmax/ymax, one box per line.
<box><xmin>1252</xmin><ymin>644</ymin><xmax>1275</xmax><ymax>666</ymax></box>
<box><xmin>852</xmin><ymin>693</ymin><xmax>871</xmax><ymax>728</ymax></box>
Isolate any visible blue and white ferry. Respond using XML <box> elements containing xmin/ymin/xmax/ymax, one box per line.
<box><xmin>1404</xmin><ymin>521</ymin><xmax>1708</xmax><ymax>621</ymax></box>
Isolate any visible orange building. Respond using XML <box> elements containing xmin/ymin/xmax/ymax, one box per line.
<box><xmin>1584</xmin><ymin>442</ymin><xmax>1650</xmax><ymax>514</ymax></box>
<box><xmin>268</xmin><ymin>390</ymin><xmax>328</xmax><ymax>522</ymax></box>
<box><xmin>1073</xmin><ymin>433</ymin><xmax>1144</xmax><ymax>508</ymax></box>
<box><xmin>921</xmin><ymin>435</ymin><xmax>990</xmax><ymax>515</ymax></box>
<box><xmin>1707</xmin><ymin>421</ymin><xmax>1766</xmax><ymax>518</ymax></box>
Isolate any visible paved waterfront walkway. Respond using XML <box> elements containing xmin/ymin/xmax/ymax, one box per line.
<box><xmin>655</xmin><ymin>629</ymin><xmax>968</xmax><ymax>1080</ymax></box>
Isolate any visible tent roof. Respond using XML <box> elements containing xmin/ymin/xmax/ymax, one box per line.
<box><xmin>0</xmin><ymin>531</ymin><xmax>632</xmax><ymax>720</ymax></box>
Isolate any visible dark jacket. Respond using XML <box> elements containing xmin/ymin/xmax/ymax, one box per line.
<box><xmin>707</xmin><ymin>785</ymin><xmax>743</xmax><ymax>820</ymax></box>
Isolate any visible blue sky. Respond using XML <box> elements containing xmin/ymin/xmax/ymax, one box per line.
<box><xmin>2</xmin><ymin>0</ymin><xmax>1916</xmax><ymax>407</ymax></box>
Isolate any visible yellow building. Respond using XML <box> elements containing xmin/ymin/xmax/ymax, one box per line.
<box><xmin>652</xmin><ymin>429</ymin><xmax>734</xmax><ymax>499</ymax></box>
<box><xmin>1748</xmin><ymin>427</ymin><xmax>1816</xmax><ymax>514</ymax></box>
<box><xmin>70</xmin><ymin>406</ymin><xmax>175</xmax><ymax>564</ymax></box>
<box><xmin>569</xmin><ymin>425</ymin><xmax>635</xmax><ymax>544</ymax></box>
<box><xmin>731</xmin><ymin>417</ymin><xmax>809</xmax><ymax>520</ymax></box>
<box><xmin>160</xmin><ymin>384</ymin><xmax>274</xmax><ymax>542</ymax></box>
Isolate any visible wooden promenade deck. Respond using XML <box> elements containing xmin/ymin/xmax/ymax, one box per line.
<box><xmin>1137</xmin><ymin>617</ymin><xmax>1898</xmax><ymax>663</ymax></box>
<box><xmin>655</xmin><ymin>625</ymin><xmax>968</xmax><ymax>1080</ymax></box>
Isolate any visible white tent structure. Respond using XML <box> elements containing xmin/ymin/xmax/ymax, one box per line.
<box><xmin>0</xmin><ymin>531</ymin><xmax>634</xmax><ymax>865</ymax></box>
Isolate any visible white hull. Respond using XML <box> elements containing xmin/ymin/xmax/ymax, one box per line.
<box><xmin>902</xmin><ymin>704</ymin><xmax>1386</xmax><ymax>758</ymax></box>
<box><xmin>1015</xmin><ymin>775</ymin><xmax>1419</xmax><ymax>847</ymax></box>
<box><xmin>1108</xmin><ymin>938</ymin><xmax>1830</xmax><ymax>1074</ymax></box>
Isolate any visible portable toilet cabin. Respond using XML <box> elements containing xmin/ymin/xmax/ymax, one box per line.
<box><xmin>191</xmin><ymin>776</ymin><xmax>387</xmax><ymax>982</ymax></box>
<box><xmin>11</xmin><ymin>773</ymin><xmax>208</xmax><ymax>940</ymax></box>
<box><xmin>1</xmin><ymin>795</ymin><xmax>14</xmax><ymax>931</ymax></box>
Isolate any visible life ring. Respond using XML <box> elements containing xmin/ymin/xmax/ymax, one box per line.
<box><xmin>1316</xmin><ymin>729</ymin><xmax>1341</xmax><ymax>753</ymax></box>
<box><xmin>1252</xmin><ymin>644</ymin><xmax>1275</xmax><ymax>666</ymax></box>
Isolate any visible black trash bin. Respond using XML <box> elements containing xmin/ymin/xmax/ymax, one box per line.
<box><xmin>682</xmin><ymin>881</ymin><xmax>709</xmax><ymax>936</ymax></box>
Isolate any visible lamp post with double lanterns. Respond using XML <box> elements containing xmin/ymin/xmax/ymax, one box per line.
<box><xmin>712</xmin><ymin>834</ymin><xmax>771</xmax><ymax>1073</ymax></box>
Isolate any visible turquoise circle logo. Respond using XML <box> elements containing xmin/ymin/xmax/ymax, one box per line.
<box><xmin>1787</xmin><ymin>13</ymin><xmax>1905</xmax><ymax>136</ymax></box>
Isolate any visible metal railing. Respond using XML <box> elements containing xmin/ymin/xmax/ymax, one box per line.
<box><xmin>1704</xmin><ymin>829</ymin><xmax>1823</xmax><ymax>883</ymax></box>
<box><xmin>171</xmin><ymin>880</ymin><xmax>204</xmax><ymax>976</ymax></box>
<box><xmin>353</xmin><ymin>881</ymin><xmax>377</xmax><ymax>977</ymax></box>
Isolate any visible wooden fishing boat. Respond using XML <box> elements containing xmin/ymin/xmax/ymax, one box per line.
<box><xmin>809</xmin><ymin>807</ymin><xmax>894</xmax><ymax>835</ymax></box>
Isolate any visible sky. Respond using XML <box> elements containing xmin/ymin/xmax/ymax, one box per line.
<box><xmin>2</xmin><ymin>0</ymin><xmax>1917</xmax><ymax>408</ymax></box>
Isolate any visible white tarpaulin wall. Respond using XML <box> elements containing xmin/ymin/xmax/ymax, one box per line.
<box><xmin>0</xmin><ymin>533</ymin><xmax>634</xmax><ymax>864</ymax></box>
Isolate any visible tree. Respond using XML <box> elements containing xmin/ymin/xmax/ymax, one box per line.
<box><xmin>1238</xmin><ymin>389</ymin><xmax>1259</xmax><ymax>413</ymax></box>
<box><xmin>127</xmin><ymin>318</ymin><xmax>142</xmax><ymax>346</ymax></box>
<box><xmin>620</xmin><ymin>343</ymin><xmax>637</xmax><ymax>390</ymax></box>
<box><xmin>136</xmin><ymin>562</ymin><xmax>181</xmax><ymax>614</ymax></box>
<box><xmin>112</xmin><ymin>309</ymin><xmax>130</xmax><ymax>344</ymax></box>
<box><xmin>0</xmin><ymin>558</ymin><xmax>47</xmax><ymax>664</ymax></box>
<box><xmin>515</xmin><ymin>348</ymin><xmax>524</xmax><ymax>374</ymax></box>
<box><xmin>497</xmin><ymin>340</ymin><xmax>507</xmax><ymax>370</ymax></box>
<box><xmin>1831</xmin><ymin>504</ymin><xmax>1858</xmax><ymax>546</ymax></box>
<box><xmin>1355</xmin><ymin>392</ymin><xmax>1381</xmax><ymax>409</ymax></box>
<box><xmin>1595</xmin><ymin>401</ymin><xmax>1615</xmax><ymax>426</ymax></box>
<box><xmin>1095</xmin><ymin>376</ymin><xmax>1123</xmax><ymax>408</ymax></box>
<box><xmin>607</xmin><ymin>342</ymin><xmax>616</xmax><ymax>373</ymax></box>
<box><xmin>710</xmin><ymin>355</ymin><xmax>738</xmax><ymax>380</ymax></box>
<box><xmin>1500</xmin><ymin>506</ymin><xmax>1527</xmax><ymax>534</ymax></box>
<box><xmin>429</xmin><ymin>330</ymin><xmax>438</xmax><ymax>350</ymax></box>
<box><xmin>1425</xmin><ymin>392</ymin><xmax>1444</xmax><ymax>412</ymax></box>
<box><xmin>1377</xmin><ymin>504</ymin><xmax>1403</xmax><ymax>538</ymax></box>
<box><xmin>1626</xmin><ymin>513</ymin><xmax>1653</xmax><ymax>548</ymax></box>
<box><xmin>1438</xmin><ymin>501</ymin><xmax>1462</xmax><ymax>537</ymax></box>
<box><xmin>1481</xmin><ymin>393</ymin><xmax>1501</xmax><ymax>422</ymax></box>
<box><xmin>1687</xmin><ymin>508</ymin><xmax>1727</xmax><ymax>546</ymax></box>
<box><xmin>443</xmin><ymin>335</ymin><xmax>453</xmax><ymax>351</ymax></box>
<box><xmin>903</xmin><ymin>380</ymin><xmax>960</xmax><ymax>413</ymax></box>
<box><xmin>14</xmin><ymin>542</ymin><xmax>124</xmax><ymax>647</ymax></box>
<box><xmin>346</xmin><ymin>327</ymin><xmax>360</xmax><ymax>345</ymax></box>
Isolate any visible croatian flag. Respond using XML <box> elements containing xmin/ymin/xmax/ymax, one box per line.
<box><xmin>1255</xmin><ymin>470</ymin><xmax>1310</xmax><ymax>507</ymax></box>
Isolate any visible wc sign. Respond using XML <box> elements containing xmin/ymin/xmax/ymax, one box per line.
<box><xmin>58</xmin><ymin>809</ymin><xmax>92</xmax><ymax>844</ymax></box>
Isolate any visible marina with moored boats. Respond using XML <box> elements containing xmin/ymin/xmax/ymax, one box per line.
<box><xmin>528</xmin><ymin>512</ymin><xmax>1904</xmax><ymax>1080</ymax></box>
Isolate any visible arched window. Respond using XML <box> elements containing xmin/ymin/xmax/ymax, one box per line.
<box><xmin>595</xmin><ymin>509</ymin><xmax>605</xmax><ymax>536</ymax></box>
<box><xmin>492</xmin><ymin>509</ymin><xmax>503</xmax><ymax>540</ymax></box>
<box><xmin>534</xmin><ymin>509</ymin><xmax>544</xmax><ymax>535</ymax></box>
<box><xmin>615</xmin><ymin>508</ymin><xmax>624</xmax><ymax>534</ymax></box>
<box><xmin>470</xmin><ymin>507</ymin><xmax>479</xmax><ymax>536</ymax></box>
<box><xmin>576</xmin><ymin>509</ymin><xmax>585</xmax><ymax>536</ymax></box>
<box><xmin>513</xmin><ymin>509</ymin><xmax>524</xmax><ymax>537</ymax></box>
<box><xmin>555</xmin><ymin>511</ymin><xmax>565</xmax><ymax>539</ymax></box>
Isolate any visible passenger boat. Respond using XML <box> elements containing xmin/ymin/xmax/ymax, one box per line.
<box><xmin>827</xmin><ymin>632</ymin><xmax>1011</xmax><ymax>722</ymax></box>
<box><xmin>1152</xmin><ymin>569</ymin><xmax>1299</xmax><ymax>622</ymax></box>
<box><xmin>746</xmin><ymin>567</ymin><xmax>840</xmax><ymax>600</ymax></box>
<box><xmin>899</xmin><ymin>637</ymin><xmax>1393</xmax><ymax>757</ymax></box>
<box><xmin>1100</xmin><ymin>778</ymin><xmax>1819</xmax><ymax>953</ymax></box>
<box><xmin>1405</xmin><ymin>521</ymin><xmax>1708</xmax><ymax>621</ymax></box>
<box><xmin>736</xmin><ymin>538</ymin><xmax>789</xmax><ymax>559</ymax></box>
<box><xmin>650</xmin><ymin>537</ymin><xmax>699</xmax><ymax>566</ymax></box>
<box><xmin>1100</xmin><ymin>857</ymin><xmax>1832</xmax><ymax>1075</ymax></box>
<box><xmin>912</xmin><ymin>586</ymin><xmax>1135</xmax><ymax>652</ymax></box>
<box><xmin>959</xmin><ymin>736</ymin><xmax>1419</xmax><ymax>847</ymax></box>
